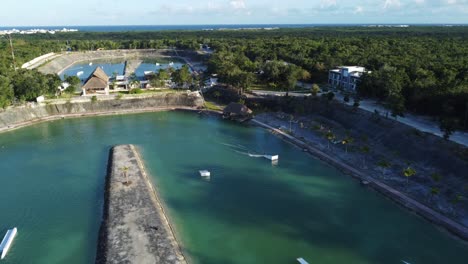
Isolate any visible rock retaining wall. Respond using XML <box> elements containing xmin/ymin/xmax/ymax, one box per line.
<box><xmin>0</xmin><ymin>92</ymin><xmax>204</xmax><ymax>133</ymax></box>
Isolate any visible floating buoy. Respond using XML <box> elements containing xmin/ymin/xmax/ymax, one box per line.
<box><xmin>199</xmin><ymin>170</ymin><xmax>210</xmax><ymax>177</ymax></box>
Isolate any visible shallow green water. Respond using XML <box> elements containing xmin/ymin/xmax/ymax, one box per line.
<box><xmin>0</xmin><ymin>112</ymin><xmax>466</xmax><ymax>264</ymax></box>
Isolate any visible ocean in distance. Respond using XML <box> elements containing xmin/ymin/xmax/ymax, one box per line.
<box><xmin>0</xmin><ymin>24</ymin><xmax>466</xmax><ymax>32</ymax></box>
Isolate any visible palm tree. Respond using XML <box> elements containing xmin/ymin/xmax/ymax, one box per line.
<box><xmin>431</xmin><ymin>172</ymin><xmax>442</xmax><ymax>183</ymax></box>
<box><xmin>377</xmin><ymin>159</ymin><xmax>391</xmax><ymax>179</ymax></box>
<box><xmin>451</xmin><ymin>194</ymin><xmax>463</xmax><ymax>216</ymax></box>
<box><xmin>342</xmin><ymin>135</ymin><xmax>354</xmax><ymax>153</ymax></box>
<box><xmin>311</xmin><ymin>84</ymin><xmax>320</xmax><ymax>96</ymax></box>
<box><xmin>120</xmin><ymin>166</ymin><xmax>130</xmax><ymax>185</ymax></box>
<box><xmin>403</xmin><ymin>166</ymin><xmax>416</xmax><ymax>188</ymax></box>
<box><xmin>289</xmin><ymin>115</ymin><xmax>294</xmax><ymax>133</ymax></box>
<box><xmin>430</xmin><ymin>187</ymin><xmax>440</xmax><ymax>202</ymax></box>
<box><xmin>360</xmin><ymin>145</ymin><xmax>370</xmax><ymax>167</ymax></box>
<box><xmin>130</xmin><ymin>79</ymin><xmax>140</xmax><ymax>89</ymax></box>
<box><xmin>325</xmin><ymin>130</ymin><xmax>335</xmax><ymax>149</ymax></box>
<box><xmin>213</xmin><ymin>90</ymin><xmax>221</xmax><ymax>101</ymax></box>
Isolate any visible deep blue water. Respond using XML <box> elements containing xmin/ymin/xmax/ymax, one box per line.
<box><xmin>1</xmin><ymin>24</ymin><xmax>467</xmax><ymax>32</ymax></box>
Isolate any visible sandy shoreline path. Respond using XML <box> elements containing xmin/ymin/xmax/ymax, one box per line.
<box><xmin>96</xmin><ymin>145</ymin><xmax>187</xmax><ymax>264</ymax></box>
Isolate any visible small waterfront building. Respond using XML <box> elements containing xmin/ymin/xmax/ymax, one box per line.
<box><xmin>82</xmin><ymin>67</ymin><xmax>109</xmax><ymax>95</ymax></box>
<box><xmin>113</xmin><ymin>75</ymin><xmax>129</xmax><ymax>90</ymax></box>
<box><xmin>223</xmin><ymin>102</ymin><xmax>253</xmax><ymax>122</ymax></box>
<box><xmin>328</xmin><ymin>66</ymin><xmax>369</xmax><ymax>92</ymax></box>
<box><xmin>36</xmin><ymin>95</ymin><xmax>45</xmax><ymax>103</ymax></box>
<box><xmin>204</xmin><ymin>77</ymin><xmax>218</xmax><ymax>88</ymax></box>
<box><xmin>144</xmin><ymin>71</ymin><xmax>155</xmax><ymax>80</ymax></box>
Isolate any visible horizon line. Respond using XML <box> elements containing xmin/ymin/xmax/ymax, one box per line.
<box><xmin>2</xmin><ymin>23</ymin><xmax>468</xmax><ymax>27</ymax></box>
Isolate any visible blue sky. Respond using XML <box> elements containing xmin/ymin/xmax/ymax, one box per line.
<box><xmin>1</xmin><ymin>0</ymin><xmax>467</xmax><ymax>26</ymax></box>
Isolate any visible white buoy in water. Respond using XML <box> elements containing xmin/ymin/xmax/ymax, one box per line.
<box><xmin>263</xmin><ymin>155</ymin><xmax>279</xmax><ymax>161</ymax></box>
<box><xmin>199</xmin><ymin>170</ymin><xmax>211</xmax><ymax>177</ymax></box>
<box><xmin>0</xmin><ymin>227</ymin><xmax>18</xmax><ymax>259</ymax></box>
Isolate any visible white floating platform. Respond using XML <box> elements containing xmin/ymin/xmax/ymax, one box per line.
<box><xmin>199</xmin><ymin>170</ymin><xmax>211</xmax><ymax>177</ymax></box>
<box><xmin>297</xmin><ymin>257</ymin><xmax>309</xmax><ymax>264</ymax></box>
<box><xmin>263</xmin><ymin>155</ymin><xmax>279</xmax><ymax>161</ymax></box>
<box><xmin>0</xmin><ymin>227</ymin><xmax>17</xmax><ymax>259</ymax></box>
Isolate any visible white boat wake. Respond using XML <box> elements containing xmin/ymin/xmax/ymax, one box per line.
<box><xmin>221</xmin><ymin>142</ymin><xmax>279</xmax><ymax>161</ymax></box>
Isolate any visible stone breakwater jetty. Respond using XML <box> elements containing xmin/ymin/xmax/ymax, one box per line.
<box><xmin>96</xmin><ymin>145</ymin><xmax>187</xmax><ymax>264</ymax></box>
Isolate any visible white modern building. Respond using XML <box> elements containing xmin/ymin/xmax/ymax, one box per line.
<box><xmin>328</xmin><ymin>66</ymin><xmax>369</xmax><ymax>91</ymax></box>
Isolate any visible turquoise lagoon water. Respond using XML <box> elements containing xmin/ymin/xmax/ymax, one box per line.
<box><xmin>0</xmin><ymin>112</ymin><xmax>467</xmax><ymax>264</ymax></box>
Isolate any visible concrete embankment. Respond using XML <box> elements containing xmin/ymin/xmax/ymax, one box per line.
<box><xmin>252</xmin><ymin>119</ymin><xmax>468</xmax><ymax>242</ymax></box>
<box><xmin>0</xmin><ymin>92</ymin><xmax>204</xmax><ymax>133</ymax></box>
<box><xmin>39</xmin><ymin>49</ymin><xmax>178</xmax><ymax>75</ymax></box>
<box><xmin>96</xmin><ymin>145</ymin><xmax>186</xmax><ymax>264</ymax></box>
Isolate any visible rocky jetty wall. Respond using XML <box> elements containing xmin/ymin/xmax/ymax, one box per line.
<box><xmin>96</xmin><ymin>144</ymin><xmax>187</xmax><ymax>264</ymax></box>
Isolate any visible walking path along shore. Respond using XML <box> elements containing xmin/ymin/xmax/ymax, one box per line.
<box><xmin>251</xmin><ymin>118</ymin><xmax>468</xmax><ymax>242</ymax></box>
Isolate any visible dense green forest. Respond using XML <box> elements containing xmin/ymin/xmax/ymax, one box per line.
<box><xmin>0</xmin><ymin>27</ymin><xmax>467</xmax><ymax>131</ymax></box>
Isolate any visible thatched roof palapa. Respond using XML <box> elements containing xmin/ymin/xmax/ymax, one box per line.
<box><xmin>83</xmin><ymin>67</ymin><xmax>109</xmax><ymax>90</ymax></box>
<box><xmin>223</xmin><ymin>102</ymin><xmax>252</xmax><ymax>116</ymax></box>
<box><xmin>223</xmin><ymin>103</ymin><xmax>253</xmax><ymax>123</ymax></box>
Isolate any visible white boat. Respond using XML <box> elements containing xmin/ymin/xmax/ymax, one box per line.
<box><xmin>263</xmin><ymin>155</ymin><xmax>279</xmax><ymax>161</ymax></box>
<box><xmin>155</xmin><ymin>63</ymin><xmax>160</xmax><ymax>66</ymax></box>
<box><xmin>199</xmin><ymin>170</ymin><xmax>211</xmax><ymax>177</ymax></box>
<box><xmin>169</xmin><ymin>62</ymin><xmax>174</xmax><ymax>66</ymax></box>
<box><xmin>89</xmin><ymin>62</ymin><xmax>93</xmax><ymax>66</ymax></box>
<box><xmin>297</xmin><ymin>258</ymin><xmax>309</xmax><ymax>264</ymax></box>
<box><xmin>401</xmin><ymin>261</ymin><xmax>411</xmax><ymax>264</ymax></box>
<box><xmin>0</xmin><ymin>227</ymin><xmax>18</xmax><ymax>259</ymax></box>
<box><xmin>76</xmin><ymin>71</ymin><xmax>84</xmax><ymax>77</ymax></box>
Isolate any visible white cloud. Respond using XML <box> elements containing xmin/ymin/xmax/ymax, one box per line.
<box><xmin>354</xmin><ymin>6</ymin><xmax>364</xmax><ymax>14</ymax></box>
<box><xmin>320</xmin><ymin>0</ymin><xmax>337</xmax><ymax>9</ymax></box>
<box><xmin>230</xmin><ymin>0</ymin><xmax>247</xmax><ymax>10</ymax></box>
<box><xmin>383</xmin><ymin>0</ymin><xmax>402</xmax><ymax>9</ymax></box>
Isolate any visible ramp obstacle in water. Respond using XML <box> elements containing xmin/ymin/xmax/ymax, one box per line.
<box><xmin>0</xmin><ymin>227</ymin><xmax>18</xmax><ymax>259</ymax></box>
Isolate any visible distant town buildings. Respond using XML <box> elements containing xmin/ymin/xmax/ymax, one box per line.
<box><xmin>328</xmin><ymin>66</ymin><xmax>369</xmax><ymax>92</ymax></box>
<box><xmin>0</xmin><ymin>28</ymin><xmax>78</xmax><ymax>35</ymax></box>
